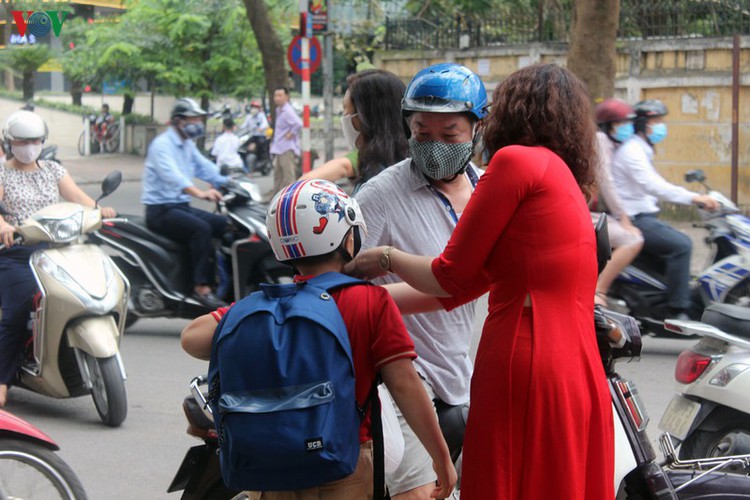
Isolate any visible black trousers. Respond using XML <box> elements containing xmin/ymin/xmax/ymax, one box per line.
<box><xmin>0</xmin><ymin>246</ymin><xmax>40</xmax><ymax>385</ymax></box>
<box><xmin>145</xmin><ymin>203</ymin><xmax>228</xmax><ymax>286</ymax></box>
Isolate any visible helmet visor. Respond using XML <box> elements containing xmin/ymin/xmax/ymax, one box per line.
<box><xmin>402</xmin><ymin>97</ymin><xmax>477</xmax><ymax>116</ymax></box>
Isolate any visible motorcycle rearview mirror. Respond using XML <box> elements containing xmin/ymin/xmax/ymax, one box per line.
<box><xmin>97</xmin><ymin>171</ymin><xmax>122</xmax><ymax>204</ymax></box>
<box><xmin>685</xmin><ymin>169</ymin><xmax>706</xmax><ymax>184</ymax></box>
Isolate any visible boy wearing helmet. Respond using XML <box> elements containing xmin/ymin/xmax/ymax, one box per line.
<box><xmin>611</xmin><ymin>99</ymin><xmax>719</xmax><ymax>319</ymax></box>
<box><xmin>181</xmin><ymin>180</ymin><xmax>456</xmax><ymax>499</ymax></box>
<box><xmin>141</xmin><ymin>97</ymin><xmax>229</xmax><ymax>309</ymax></box>
<box><xmin>0</xmin><ymin>110</ymin><xmax>116</xmax><ymax>407</ymax></box>
<box><xmin>242</xmin><ymin>100</ymin><xmax>270</xmax><ymax>138</ymax></box>
<box><xmin>591</xmin><ymin>98</ymin><xmax>644</xmax><ymax>306</ymax></box>
<box><xmin>354</xmin><ymin>62</ymin><xmax>487</xmax><ymax>499</ymax></box>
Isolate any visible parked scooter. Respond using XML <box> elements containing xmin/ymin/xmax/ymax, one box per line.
<box><xmin>596</xmin><ymin>306</ymin><xmax>750</xmax><ymax>497</ymax></box>
<box><xmin>659</xmin><ymin>303</ymin><xmax>750</xmax><ymax>462</ymax></box>
<box><xmin>606</xmin><ymin>169</ymin><xmax>750</xmax><ymax>335</ymax></box>
<box><xmin>0</xmin><ymin>172</ymin><xmax>130</xmax><ymax>427</ymax></box>
<box><xmin>0</xmin><ymin>408</ymin><xmax>88</xmax><ymax>499</ymax></box>
<box><xmin>90</xmin><ymin>176</ymin><xmax>293</xmax><ymax>329</ymax></box>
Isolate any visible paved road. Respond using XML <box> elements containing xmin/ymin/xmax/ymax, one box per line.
<box><xmin>4</xmin><ymin>168</ymin><xmax>704</xmax><ymax>499</ymax></box>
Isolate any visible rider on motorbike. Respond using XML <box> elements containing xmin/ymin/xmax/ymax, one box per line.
<box><xmin>0</xmin><ymin>110</ymin><xmax>116</xmax><ymax>407</ymax></box>
<box><xmin>611</xmin><ymin>99</ymin><xmax>719</xmax><ymax>320</ymax></box>
<box><xmin>592</xmin><ymin>98</ymin><xmax>644</xmax><ymax>307</ymax></box>
<box><xmin>141</xmin><ymin>97</ymin><xmax>229</xmax><ymax>309</ymax></box>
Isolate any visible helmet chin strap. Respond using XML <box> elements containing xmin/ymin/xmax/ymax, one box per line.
<box><xmin>336</xmin><ymin>227</ymin><xmax>362</xmax><ymax>263</ymax></box>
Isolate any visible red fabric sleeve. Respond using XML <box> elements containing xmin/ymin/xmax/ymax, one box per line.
<box><xmin>432</xmin><ymin>145</ymin><xmax>545</xmax><ymax>296</ymax></box>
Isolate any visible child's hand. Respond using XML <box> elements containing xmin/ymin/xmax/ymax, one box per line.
<box><xmin>431</xmin><ymin>459</ymin><xmax>457</xmax><ymax>498</ymax></box>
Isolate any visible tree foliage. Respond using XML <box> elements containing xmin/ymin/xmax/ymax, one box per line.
<box><xmin>58</xmin><ymin>0</ymin><xmax>265</xmax><ymax>114</ymax></box>
<box><xmin>0</xmin><ymin>44</ymin><xmax>52</xmax><ymax>100</ymax></box>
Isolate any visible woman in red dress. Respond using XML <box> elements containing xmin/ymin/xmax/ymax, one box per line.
<box><xmin>350</xmin><ymin>63</ymin><xmax>614</xmax><ymax>499</ymax></box>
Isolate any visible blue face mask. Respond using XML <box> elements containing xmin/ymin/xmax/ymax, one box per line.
<box><xmin>180</xmin><ymin>122</ymin><xmax>205</xmax><ymax>139</ymax></box>
<box><xmin>647</xmin><ymin>122</ymin><xmax>667</xmax><ymax>144</ymax></box>
<box><xmin>612</xmin><ymin>122</ymin><xmax>634</xmax><ymax>143</ymax></box>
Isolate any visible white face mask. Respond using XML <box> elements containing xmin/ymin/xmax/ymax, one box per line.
<box><xmin>250</xmin><ymin>108</ymin><xmax>259</xmax><ymax>116</ymax></box>
<box><xmin>11</xmin><ymin>143</ymin><xmax>42</xmax><ymax>164</ymax></box>
<box><xmin>340</xmin><ymin>113</ymin><xmax>360</xmax><ymax>150</ymax></box>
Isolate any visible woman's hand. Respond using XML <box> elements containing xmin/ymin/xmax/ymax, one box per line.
<box><xmin>620</xmin><ymin>216</ymin><xmax>641</xmax><ymax>236</ymax></box>
<box><xmin>344</xmin><ymin>246</ymin><xmax>390</xmax><ymax>280</ymax></box>
<box><xmin>100</xmin><ymin>206</ymin><xmax>117</xmax><ymax>219</ymax></box>
<box><xmin>0</xmin><ymin>223</ymin><xmax>17</xmax><ymax>248</ymax></box>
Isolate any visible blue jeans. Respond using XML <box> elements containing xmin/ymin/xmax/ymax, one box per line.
<box><xmin>145</xmin><ymin>203</ymin><xmax>228</xmax><ymax>286</ymax></box>
<box><xmin>632</xmin><ymin>212</ymin><xmax>692</xmax><ymax>310</ymax></box>
<box><xmin>0</xmin><ymin>246</ymin><xmax>39</xmax><ymax>385</ymax></box>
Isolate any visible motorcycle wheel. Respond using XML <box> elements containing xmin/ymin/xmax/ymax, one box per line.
<box><xmin>680</xmin><ymin>422</ymin><xmax>750</xmax><ymax>464</ymax></box>
<box><xmin>104</xmin><ymin>124</ymin><xmax>120</xmax><ymax>153</ymax></box>
<box><xmin>0</xmin><ymin>438</ymin><xmax>88</xmax><ymax>499</ymax></box>
<box><xmin>83</xmin><ymin>353</ymin><xmax>127</xmax><ymax>427</ymax></box>
<box><xmin>77</xmin><ymin>132</ymin><xmax>86</xmax><ymax>156</ymax></box>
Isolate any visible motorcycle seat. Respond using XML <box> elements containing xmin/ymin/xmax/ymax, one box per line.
<box><xmin>701</xmin><ymin>303</ymin><xmax>750</xmax><ymax>340</ymax></box>
<box><xmin>110</xmin><ymin>215</ymin><xmax>184</xmax><ymax>253</ymax></box>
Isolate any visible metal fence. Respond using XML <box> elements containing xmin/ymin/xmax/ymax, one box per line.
<box><xmin>384</xmin><ymin>0</ymin><xmax>750</xmax><ymax>51</ymax></box>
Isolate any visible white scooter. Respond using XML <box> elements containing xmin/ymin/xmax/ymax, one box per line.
<box><xmin>659</xmin><ymin>302</ymin><xmax>750</xmax><ymax>461</ymax></box>
<box><xmin>0</xmin><ymin>172</ymin><xmax>130</xmax><ymax>427</ymax></box>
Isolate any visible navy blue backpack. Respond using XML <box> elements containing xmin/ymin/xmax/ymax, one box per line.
<box><xmin>207</xmin><ymin>272</ymin><xmax>376</xmax><ymax>492</ymax></box>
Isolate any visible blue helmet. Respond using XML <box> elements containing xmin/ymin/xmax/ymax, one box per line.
<box><xmin>402</xmin><ymin>63</ymin><xmax>488</xmax><ymax>120</ymax></box>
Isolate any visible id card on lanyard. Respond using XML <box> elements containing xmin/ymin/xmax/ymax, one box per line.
<box><xmin>428</xmin><ymin>167</ymin><xmax>479</xmax><ymax>224</ymax></box>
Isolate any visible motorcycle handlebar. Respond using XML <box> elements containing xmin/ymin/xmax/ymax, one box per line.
<box><xmin>0</xmin><ymin>235</ymin><xmax>23</xmax><ymax>251</ymax></box>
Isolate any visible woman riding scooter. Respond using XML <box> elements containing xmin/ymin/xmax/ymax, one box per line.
<box><xmin>0</xmin><ymin>110</ymin><xmax>116</xmax><ymax>407</ymax></box>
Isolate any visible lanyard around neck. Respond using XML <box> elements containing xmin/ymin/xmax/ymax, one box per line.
<box><xmin>427</xmin><ymin>167</ymin><xmax>479</xmax><ymax>224</ymax></box>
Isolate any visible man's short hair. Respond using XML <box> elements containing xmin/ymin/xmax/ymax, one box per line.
<box><xmin>274</xmin><ymin>86</ymin><xmax>289</xmax><ymax>96</ymax></box>
<box><xmin>223</xmin><ymin>117</ymin><xmax>235</xmax><ymax>129</ymax></box>
<box><xmin>102</xmin><ymin>104</ymin><xmax>109</xmax><ymax>111</ymax></box>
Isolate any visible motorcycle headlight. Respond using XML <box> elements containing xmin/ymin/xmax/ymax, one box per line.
<box><xmin>32</xmin><ymin>253</ymin><xmax>120</xmax><ymax>314</ymax></box>
<box><xmin>35</xmin><ymin>210</ymin><xmax>84</xmax><ymax>242</ymax></box>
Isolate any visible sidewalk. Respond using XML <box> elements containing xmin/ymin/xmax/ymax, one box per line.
<box><xmin>61</xmin><ymin>153</ymin><xmax>145</xmax><ymax>185</ymax></box>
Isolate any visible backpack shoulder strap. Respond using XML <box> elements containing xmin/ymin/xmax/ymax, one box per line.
<box><xmin>306</xmin><ymin>271</ymin><xmax>367</xmax><ymax>293</ymax></box>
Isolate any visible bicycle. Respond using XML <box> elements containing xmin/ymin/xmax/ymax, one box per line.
<box><xmin>77</xmin><ymin>114</ymin><xmax>120</xmax><ymax>155</ymax></box>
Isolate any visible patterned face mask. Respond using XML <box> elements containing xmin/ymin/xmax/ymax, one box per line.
<box><xmin>409</xmin><ymin>138</ymin><xmax>473</xmax><ymax>181</ymax></box>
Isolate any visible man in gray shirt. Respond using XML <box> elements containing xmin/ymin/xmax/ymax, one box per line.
<box><xmin>355</xmin><ymin>63</ymin><xmax>487</xmax><ymax>499</ymax></box>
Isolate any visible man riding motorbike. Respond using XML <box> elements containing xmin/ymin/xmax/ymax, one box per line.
<box><xmin>611</xmin><ymin>99</ymin><xmax>719</xmax><ymax>320</ymax></box>
<box><xmin>141</xmin><ymin>97</ymin><xmax>229</xmax><ymax>309</ymax></box>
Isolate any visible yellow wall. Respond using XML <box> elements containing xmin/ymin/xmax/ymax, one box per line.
<box><xmin>375</xmin><ymin>37</ymin><xmax>750</xmax><ymax>204</ymax></box>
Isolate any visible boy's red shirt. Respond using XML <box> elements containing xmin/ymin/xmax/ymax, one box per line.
<box><xmin>210</xmin><ymin>276</ymin><xmax>417</xmax><ymax>442</ymax></box>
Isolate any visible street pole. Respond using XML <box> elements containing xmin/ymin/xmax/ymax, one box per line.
<box><xmin>300</xmin><ymin>0</ymin><xmax>312</xmax><ymax>174</ymax></box>
<box><xmin>323</xmin><ymin>30</ymin><xmax>334</xmax><ymax>162</ymax></box>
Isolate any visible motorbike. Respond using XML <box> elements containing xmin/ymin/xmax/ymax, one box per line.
<box><xmin>606</xmin><ymin>169</ymin><xmax>750</xmax><ymax>335</ymax></box>
<box><xmin>236</xmin><ymin>126</ymin><xmax>272</xmax><ymax>176</ymax></box>
<box><xmin>659</xmin><ymin>303</ymin><xmax>750</xmax><ymax>462</ymax></box>
<box><xmin>0</xmin><ymin>408</ymin><xmax>88</xmax><ymax>499</ymax></box>
<box><xmin>167</xmin><ymin>376</ymin><xmax>238</xmax><ymax>499</ymax></box>
<box><xmin>89</xmin><ymin>176</ymin><xmax>293</xmax><ymax>329</ymax></box>
<box><xmin>0</xmin><ymin>172</ymin><xmax>130</xmax><ymax>427</ymax></box>
<box><xmin>596</xmin><ymin>306</ymin><xmax>750</xmax><ymax>498</ymax></box>
<box><xmin>40</xmin><ymin>144</ymin><xmax>62</xmax><ymax>164</ymax></box>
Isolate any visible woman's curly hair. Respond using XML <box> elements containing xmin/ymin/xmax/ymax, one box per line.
<box><xmin>483</xmin><ymin>63</ymin><xmax>597</xmax><ymax>198</ymax></box>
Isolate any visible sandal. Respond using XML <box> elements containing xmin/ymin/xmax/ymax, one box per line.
<box><xmin>595</xmin><ymin>291</ymin><xmax>609</xmax><ymax>307</ymax></box>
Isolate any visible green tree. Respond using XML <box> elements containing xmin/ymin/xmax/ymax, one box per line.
<box><xmin>60</xmin><ymin>18</ymin><xmax>101</xmax><ymax>106</ymax></box>
<box><xmin>0</xmin><ymin>44</ymin><xmax>52</xmax><ymax>101</ymax></box>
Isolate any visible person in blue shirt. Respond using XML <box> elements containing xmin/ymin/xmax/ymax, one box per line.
<box><xmin>141</xmin><ymin>97</ymin><xmax>229</xmax><ymax>309</ymax></box>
